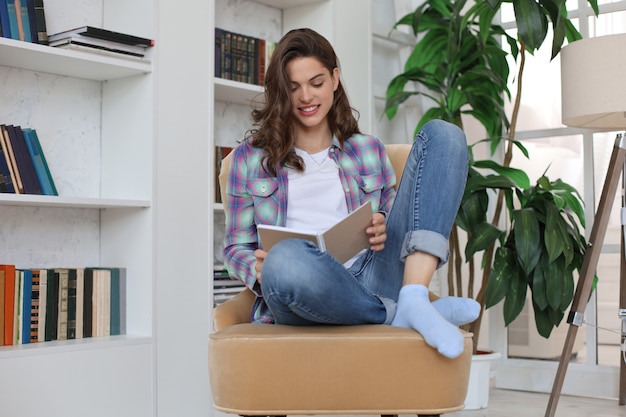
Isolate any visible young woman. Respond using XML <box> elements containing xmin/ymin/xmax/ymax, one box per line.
<box><xmin>223</xmin><ymin>28</ymin><xmax>479</xmax><ymax>358</ymax></box>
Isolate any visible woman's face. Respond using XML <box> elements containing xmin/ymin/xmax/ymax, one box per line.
<box><xmin>286</xmin><ymin>56</ymin><xmax>339</xmax><ymax>135</ymax></box>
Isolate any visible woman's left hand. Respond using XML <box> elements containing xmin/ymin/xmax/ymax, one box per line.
<box><xmin>367</xmin><ymin>212</ymin><xmax>387</xmax><ymax>251</ymax></box>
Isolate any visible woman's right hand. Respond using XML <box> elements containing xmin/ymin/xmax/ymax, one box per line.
<box><xmin>254</xmin><ymin>249</ymin><xmax>268</xmax><ymax>283</ymax></box>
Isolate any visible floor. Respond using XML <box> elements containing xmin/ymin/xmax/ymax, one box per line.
<box><xmin>443</xmin><ymin>387</ymin><xmax>626</xmax><ymax>417</ymax></box>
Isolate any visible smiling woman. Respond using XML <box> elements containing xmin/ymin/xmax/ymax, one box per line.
<box><xmin>222</xmin><ymin>27</ymin><xmax>477</xmax><ymax>360</ymax></box>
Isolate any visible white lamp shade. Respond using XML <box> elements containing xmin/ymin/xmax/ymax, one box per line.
<box><xmin>561</xmin><ymin>33</ymin><xmax>626</xmax><ymax>129</ymax></box>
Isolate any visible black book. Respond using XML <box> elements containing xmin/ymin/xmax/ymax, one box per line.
<box><xmin>49</xmin><ymin>26</ymin><xmax>153</xmax><ymax>47</ymax></box>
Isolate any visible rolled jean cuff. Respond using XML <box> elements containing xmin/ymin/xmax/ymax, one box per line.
<box><xmin>400</xmin><ymin>230</ymin><xmax>450</xmax><ymax>269</ymax></box>
<box><xmin>379</xmin><ymin>296</ymin><xmax>397</xmax><ymax>325</ymax></box>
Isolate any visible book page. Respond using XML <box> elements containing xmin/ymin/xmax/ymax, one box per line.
<box><xmin>257</xmin><ymin>201</ymin><xmax>373</xmax><ymax>263</ymax></box>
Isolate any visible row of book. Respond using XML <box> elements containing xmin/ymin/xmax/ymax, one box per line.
<box><xmin>0</xmin><ymin>0</ymin><xmax>48</xmax><ymax>44</ymax></box>
<box><xmin>215</xmin><ymin>27</ymin><xmax>276</xmax><ymax>86</ymax></box>
<box><xmin>48</xmin><ymin>25</ymin><xmax>154</xmax><ymax>59</ymax></box>
<box><xmin>0</xmin><ymin>265</ymin><xmax>126</xmax><ymax>346</ymax></box>
<box><xmin>0</xmin><ymin>124</ymin><xmax>56</xmax><ymax>195</ymax></box>
<box><xmin>213</xmin><ymin>266</ymin><xmax>245</xmax><ymax>307</ymax></box>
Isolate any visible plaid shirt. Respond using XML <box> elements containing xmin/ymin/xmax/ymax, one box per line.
<box><xmin>223</xmin><ymin>133</ymin><xmax>397</xmax><ymax>323</ymax></box>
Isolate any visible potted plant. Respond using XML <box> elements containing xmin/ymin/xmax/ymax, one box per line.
<box><xmin>384</xmin><ymin>0</ymin><xmax>599</xmax><ymax>354</ymax></box>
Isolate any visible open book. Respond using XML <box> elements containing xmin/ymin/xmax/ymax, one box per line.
<box><xmin>257</xmin><ymin>201</ymin><xmax>373</xmax><ymax>264</ymax></box>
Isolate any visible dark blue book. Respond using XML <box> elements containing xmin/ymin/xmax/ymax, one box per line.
<box><xmin>6</xmin><ymin>125</ymin><xmax>41</xmax><ymax>194</ymax></box>
<box><xmin>0</xmin><ymin>0</ymin><xmax>11</xmax><ymax>38</ymax></box>
<box><xmin>22</xmin><ymin>128</ymin><xmax>57</xmax><ymax>195</ymax></box>
<box><xmin>25</xmin><ymin>0</ymin><xmax>36</xmax><ymax>43</ymax></box>
<box><xmin>20</xmin><ymin>269</ymin><xmax>32</xmax><ymax>344</ymax></box>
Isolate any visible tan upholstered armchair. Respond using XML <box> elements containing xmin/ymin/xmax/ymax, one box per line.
<box><xmin>209</xmin><ymin>144</ymin><xmax>472</xmax><ymax>417</ymax></box>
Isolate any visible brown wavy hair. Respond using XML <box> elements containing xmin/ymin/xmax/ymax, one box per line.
<box><xmin>247</xmin><ymin>28</ymin><xmax>360</xmax><ymax>176</ymax></box>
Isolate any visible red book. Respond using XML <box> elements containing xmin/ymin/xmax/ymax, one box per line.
<box><xmin>1</xmin><ymin>264</ymin><xmax>16</xmax><ymax>346</ymax></box>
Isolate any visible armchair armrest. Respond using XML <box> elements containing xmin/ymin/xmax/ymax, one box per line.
<box><xmin>213</xmin><ymin>288</ymin><xmax>256</xmax><ymax>331</ymax></box>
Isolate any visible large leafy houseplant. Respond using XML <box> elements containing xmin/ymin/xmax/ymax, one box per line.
<box><xmin>385</xmin><ymin>0</ymin><xmax>598</xmax><ymax>352</ymax></box>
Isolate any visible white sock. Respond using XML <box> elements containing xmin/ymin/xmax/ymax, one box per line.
<box><xmin>432</xmin><ymin>296</ymin><xmax>481</xmax><ymax>326</ymax></box>
<box><xmin>391</xmin><ymin>284</ymin><xmax>464</xmax><ymax>358</ymax></box>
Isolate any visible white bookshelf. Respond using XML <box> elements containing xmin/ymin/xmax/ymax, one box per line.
<box><xmin>0</xmin><ymin>0</ymin><xmax>212</xmax><ymax>416</ymax></box>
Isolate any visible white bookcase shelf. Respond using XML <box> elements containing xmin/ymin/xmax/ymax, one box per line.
<box><xmin>0</xmin><ymin>194</ymin><xmax>150</xmax><ymax>209</ymax></box>
<box><xmin>0</xmin><ymin>37</ymin><xmax>151</xmax><ymax>80</ymax></box>
<box><xmin>0</xmin><ymin>334</ymin><xmax>151</xmax><ymax>358</ymax></box>
<box><xmin>214</xmin><ymin>77</ymin><xmax>263</xmax><ymax>105</ymax></box>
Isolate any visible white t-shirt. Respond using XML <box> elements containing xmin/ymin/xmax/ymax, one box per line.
<box><xmin>287</xmin><ymin>147</ymin><xmax>348</xmax><ymax>231</ymax></box>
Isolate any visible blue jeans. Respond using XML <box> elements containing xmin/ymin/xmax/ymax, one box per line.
<box><xmin>260</xmin><ymin>120</ymin><xmax>468</xmax><ymax>325</ymax></box>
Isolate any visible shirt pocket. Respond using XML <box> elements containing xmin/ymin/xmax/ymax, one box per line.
<box><xmin>357</xmin><ymin>173</ymin><xmax>384</xmax><ymax>210</ymax></box>
<box><xmin>246</xmin><ymin>177</ymin><xmax>279</xmax><ymax>224</ymax></box>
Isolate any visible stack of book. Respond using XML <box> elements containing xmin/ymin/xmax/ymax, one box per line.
<box><xmin>215</xmin><ymin>28</ymin><xmax>276</xmax><ymax>86</ymax></box>
<box><xmin>213</xmin><ymin>266</ymin><xmax>245</xmax><ymax>307</ymax></box>
<box><xmin>0</xmin><ymin>265</ymin><xmax>127</xmax><ymax>345</ymax></box>
<box><xmin>48</xmin><ymin>26</ymin><xmax>154</xmax><ymax>59</ymax></box>
<box><xmin>0</xmin><ymin>0</ymin><xmax>48</xmax><ymax>44</ymax></box>
<box><xmin>0</xmin><ymin>124</ymin><xmax>56</xmax><ymax>195</ymax></box>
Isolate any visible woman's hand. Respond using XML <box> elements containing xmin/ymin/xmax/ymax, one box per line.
<box><xmin>367</xmin><ymin>212</ymin><xmax>387</xmax><ymax>251</ymax></box>
<box><xmin>254</xmin><ymin>249</ymin><xmax>267</xmax><ymax>283</ymax></box>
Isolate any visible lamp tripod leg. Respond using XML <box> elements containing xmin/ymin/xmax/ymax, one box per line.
<box><xmin>546</xmin><ymin>134</ymin><xmax>626</xmax><ymax>417</ymax></box>
<box><xmin>619</xmin><ymin>153</ymin><xmax>626</xmax><ymax>405</ymax></box>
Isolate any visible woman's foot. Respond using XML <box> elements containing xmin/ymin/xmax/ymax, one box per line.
<box><xmin>391</xmin><ymin>284</ymin><xmax>464</xmax><ymax>358</ymax></box>
<box><xmin>432</xmin><ymin>296</ymin><xmax>481</xmax><ymax>326</ymax></box>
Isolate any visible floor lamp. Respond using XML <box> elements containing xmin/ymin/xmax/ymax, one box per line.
<box><xmin>546</xmin><ymin>33</ymin><xmax>626</xmax><ymax>417</ymax></box>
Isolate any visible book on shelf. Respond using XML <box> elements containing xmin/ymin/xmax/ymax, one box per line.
<box><xmin>29</xmin><ymin>269</ymin><xmax>40</xmax><ymax>343</ymax></box>
<box><xmin>0</xmin><ymin>124</ymin><xmax>57</xmax><ymax>195</ymax></box>
<box><xmin>48</xmin><ymin>26</ymin><xmax>154</xmax><ymax>59</ymax></box>
<box><xmin>213</xmin><ymin>266</ymin><xmax>245</xmax><ymax>307</ymax></box>
<box><xmin>37</xmin><ymin>269</ymin><xmax>46</xmax><ymax>341</ymax></box>
<box><xmin>32</xmin><ymin>0</ymin><xmax>46</xmax><ymax>44</ymax></box>
<box><xmin>15</xmin><ymin>0</ymin><xmax>32</xmax><ymax>42</ymax></box>
<box><xmin>0</xmin><ymin>269</ymin><xmax>4</xmax><ymax>345</ymax></box>
<box><xmin>22</xmin><ymin>128</ymin><xmax>57</xmax><ymax>195</ymax></box>
<box><xmin>257</xmin><ymin>201</ymin><xmax>373</xmax><ymax>264</ymax></box>
<box><xmin>0</xmin><ymin>265</ymin><xmax>127</xmax><ymax>345</ymax></box>
<box><xmin>0</xmin><ymin>0</ymin><xmax>47</xmax><ymax>43</ymax></box>
<box><xmin>0</xmin><ymin>133</ymin><xmax>16</xmax><ymax>193</ymax></box>
<box><xmin>1</xmin><ymin>264</ymin><xmax>15</xmax><ymax>345</ymax></box>
<box><xmin>17</xmin><ymin>269</ymin><xmax>32</xmax><ymax>344</ymax></box>
<box><xmin>5</xmin><ymin>0</ymin><xmax>20</xmax><ymax>41</ymax></box>
<box><xmin>0</xmin><ymin>124</ymin><xmax>23</xmax><ymax>193</ymax></box>
<box><xmin>49</xmin><ymin>25</ymin><xmax>154</xmax><ymax>46</ymax></box>
<box><xmin>214</xmin><ymin>27</ymin><xmax>275</xmax><ymax>86</ymax></box>
<box><xmin>4</xmin><ymin>124</ymin><xmax>41</xmax><ymax>194</ymax></box>
<box><xmin>0</xmin><ymin>0</ymin><xmax>11</xmax><ymax>39</ymax></box>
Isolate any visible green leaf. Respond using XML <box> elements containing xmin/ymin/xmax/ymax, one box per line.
<box><xmin>545</xmin><ymin>257</ymin><xmax>564</xmax><ymax>310</ymax></box>
<box><xmin>545</xmin><ymin>204</ymin><xmax>570</xmax><ymax>263</ymax></box>
<box><xmin>532</xmin><ymin>302</ymin><xmax>555</xmax><ymax>338</ymax></box>
<box><xmin>514</xmin><ymin>209</ymin><xmax>542</xmax><ymax>275</ymax></box>
<box><xmin>456</xmin><ymin>187</ymin><xmax>489</xmax><ymax>231</ymax></box>
<box><xmin>465</xmin><ymin>173</ymin><xmax>517</xmax><ymax>193</ymax></box>
<box><xmin>531</xmin><ymin>255</ymin><xmax>548</xmax><ymax>310</ymax></box>
<box><xmin>486</xmin><ymin>246</ymin><xmax>516</xmax><ymax>308</ymax></box>
<box><xmin>513</xmin><ymin>0</ymin><xmax>548</xmax><ymax>52</ymax></box>
<box><xmin>503</xmin><ymin>271</ymin><xmax>528</xmax><ymax>326</ymax></box>
<box><xmin>465</xmin><ymin>222</ymin><xmax>504</xmax><ymax>260</ymax></box>
<box><xmin>473</xmin><ymin>160</ymin><xmax>530</xmax><ymax>189</ymax></box>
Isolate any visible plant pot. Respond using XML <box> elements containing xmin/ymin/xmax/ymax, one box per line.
<box><xmin>464</xmin><ymin>350</ymin><xmax>501</xmax><ymax>410</ymax></box>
